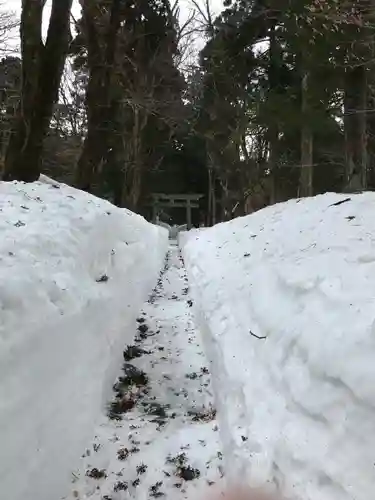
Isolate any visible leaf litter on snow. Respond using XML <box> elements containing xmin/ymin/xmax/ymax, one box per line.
<box><xmin>65</xmin><ymin>246</ymin><xmax>223</xmax><ymax>500</ymax></box>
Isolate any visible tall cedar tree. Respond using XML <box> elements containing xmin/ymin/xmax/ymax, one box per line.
<box><xmin>74</xmin><ymin>0</ymin><xmax>184</xmax><ymax>210</ymax></box>
<box><xmin>192</xmin><ymin>0</ymin><xmax>375</xmax><ymax>220</ymax></box>
<box><xmin>75</xmin><ymin>0</ymin><xmax>122</xmax><ymax>191</ymax></box>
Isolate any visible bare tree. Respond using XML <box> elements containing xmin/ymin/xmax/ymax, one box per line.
<box><xmin>117</xmin><ymin>48</ymin><xmax>185</xmax><ymax>210</ymax></box>
<box><xmin>190</xmin><ymin>0</ymin><xmax>214</xmax><ymax>35</ymax></box>
<box><xmin>57</xmin><ymin>60</ymin><xmax>86</xmax><ymax>138</ymax></box>
<box><xmin>172</xmin><ymin>0</ymin><xmax>197</xmax><ymax>70</ymax></box>
<box><xmin>0</xmin><ymin>2</ymin><xmax>20</xmax><ymax>56</ymax></box>
<box><xmin>177</xmin><ymin>0</ymin><xmax>216</xmax><ymax>71</ymax></box>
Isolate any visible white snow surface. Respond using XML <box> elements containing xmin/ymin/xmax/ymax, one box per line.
<box><xmin>64</xmin><ymin>243</ymin><xmax>223</xmax><ymax>500</ymax></box>
<box><xmin>181</xmin><ymin>193</ymin><xmax>375</xmax><ymax>500</ymax></box>
<box><xmin>0</xmin><ymin>180</ymin><xmax>168</xmax><ymax>500</ymax></box>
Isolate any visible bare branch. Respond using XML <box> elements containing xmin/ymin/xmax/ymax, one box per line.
<box><xmin>190</xmin><ymin>0</ymin><xmax>214</xmax><ymax>34</ymax></box>
<box><xmin>0</xmin><ymin>2</ymin><xmax>20</xmax><ymax>56</ymax></box>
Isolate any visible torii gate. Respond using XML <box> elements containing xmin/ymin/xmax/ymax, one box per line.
<box><xmin>150</xmin><ymin>193</ymin><xmax>203</xmax><ymax>230</ymax></box>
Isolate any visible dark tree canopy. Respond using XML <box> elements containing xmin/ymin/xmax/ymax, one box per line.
<box><xmin>2</xmin><ymin>0</ymin><xmax>375</xmax><ymax>226</ymax></box>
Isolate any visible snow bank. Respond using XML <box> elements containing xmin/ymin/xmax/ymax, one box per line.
<box><xmin>181</xmin><ymin>193</ymin><xmax>375</xmax><ymax>500</ymax></box>
<box><xmin>0</xmin><ymin>180</ymin><xmax>168</xmax><ymax>500</ymax></box>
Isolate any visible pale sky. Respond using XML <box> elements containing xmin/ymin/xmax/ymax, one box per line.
<box><xmin>5</xmin><ymin>0</ymin><xmax>223</xmax><ymax>27</ymax></box>
<box><xmin>3</xmin><ymin>0</ymin><xmax>223</xmax><ymax>57</ymax></box>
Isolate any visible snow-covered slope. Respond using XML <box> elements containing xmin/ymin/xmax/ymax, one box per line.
<box><xmin>181</xmin><ymin>193</ymin><xmax>375</xmax><ymax>500</ymax></box>
<box><xmin>0</xmin><ymin>180</ymin><xmax>168</xmax><ymax>500</ymax></box>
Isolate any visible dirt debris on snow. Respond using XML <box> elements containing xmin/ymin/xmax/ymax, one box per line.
<box><xmin>85</xmin><ymin>468</ymin><xmax>107</xmax><ymax>479</ymax></box>
<box><xmin>187</xmin><ymin>405</ymin><xmax>217</xmax><ymax>423</ymax></box>
<box><xmin>65</xmin><ymin>244</ymin><xmax>223</xmax><ymax>500</ymax></box>
<box><xmin>113</xmin><ymin>481</ymin><xmax>128</xmax><ymax>492</ymax></box>
<box><xmin>116</xmin><ymin>448</ymin><xmax>129</xmax><ymax>461</ymax></box>
<box><xmin>123</xmin><ymin>345</ymin><xmax>149</xmax><ymax>361</ymax></box>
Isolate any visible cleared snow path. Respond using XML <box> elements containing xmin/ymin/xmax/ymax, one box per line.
<box><xmin>64</xmin><ymin>243</ymin><xmax>223</xmax><ymax>500</ymax></box>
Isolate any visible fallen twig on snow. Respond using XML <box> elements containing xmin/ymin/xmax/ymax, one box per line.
<box><xmin>249</xmin><ymin>330</ymin><xmax>267</xmax><ymax>340</ymax></box>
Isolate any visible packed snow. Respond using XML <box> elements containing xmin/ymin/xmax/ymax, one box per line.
<box><xmin>181</xmin><ymin>193</ymin><xmax>375</xmax><ymax>500</ymax></box>
<box><xmin>3</xmin><ymin>181</ymin><xmax>375</xmax><ymax>500</ymax></box>
<box><xmin>64</xmin><ymin>244</ymin><xmax>223</xmax><ymax>500</ymax></box>
<box><xmin>0</xmin><ymin>180</ymin><xmax>168</xmax><ymax>500</ymax></box>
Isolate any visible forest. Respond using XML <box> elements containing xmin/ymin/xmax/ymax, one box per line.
<box><xmin>0</xmin><ymin>0</ymin><xmax>374</xmax><ymax>225</ymax></box>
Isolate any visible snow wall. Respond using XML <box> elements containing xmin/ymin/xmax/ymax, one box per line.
<box><xmin>181</xmin><ymin>193</ymin><xmax>375</xmax><ymax>500</ymax></box>
<box><xmin>0</xmin><ymin>180</ymin><xmax>168</xmax><ymax>500</ymax></box>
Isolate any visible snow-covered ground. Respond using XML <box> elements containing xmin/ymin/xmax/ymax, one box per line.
<box><xmin>181</xmin><ymin>193</ymin><xmax>375</xmax><ymax>500</ymax></box>
<box><xmin>0</xmin><ymin>180</ymin><xmax>168</xmax><ymax>500</ymax></box>
<box><xmin>4</xmin><ymin>183</ymin><xmax>375</xmax><ymax>500</ymax></box>
<box><xmin>64</xmin><ymin>244</ymin><xmax>223</xmax><ymax>500</ymax></box>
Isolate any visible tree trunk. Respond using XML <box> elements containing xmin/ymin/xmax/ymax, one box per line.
<box><xmin>220</xmin><ymin>177</ymin><xmax>231</xmax><ymax>221</ymax></box>
<box><xmin>240</xmin><ymin>135</ymin><xmax>249</xmax><ymax>162</ymax></box>
<box><xmin>75</xmin><ymin>0</ymin><xmax>121</xmax><ymax>191</ymax></box>
<box><xmin>207</xmin><ymin>152</ymin><xmax>217</xmax><ymax>226</ymax></box>
<box><xmin>299</xmin><ymin>71</ymin><xmax>314</xmax><ymax>197</ymax></box>
<box><xmin>3</xmin><ymin>0</ymin><xmax>72</xmax><ymax>181</ymax></box>
<box><xmin>366</xmin><ymin>0</ymin><xmax>375</xmax><ymax>187</ymax></box>
<box><xmin>267</xmin><ymin>18</ymin><xmax>280</xmax><ymax>204</ymax></box>
<box><xmin>120</xmin><ymin>108</ymin><xmax>148</xmax><ymax>211</ymax></box>
<box><xmin>212</xmin><ymin>174</ymin><xmax>216</xmax><ymax>225</ymax></box>
<box><xmin>103</xmin><ymin>98</ymin><xmax>126</xmax><ymax>206</ymax></box>
<box><xmin>344</xmin><ymin>65</ymin><xmax>368</xmax><ymax>191</ymax></box>
<box><xmin>207</xmin><ymin>166</ymin><xmax>213</xmax><ymax>226</ymax></box>
<box><xmin>367</xmin><ymin>69</ymin><xmax>375</xmax><ymax>189</ymax></box>
<box><xmin>268</xmin><ymin>127</ymin><xmax>279</xmax><ymax>203</ymax></box>
<box><xmin>75</xmin><ymin>123</ymin><xmax>104</xmax><ymax>191</ymax></box>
